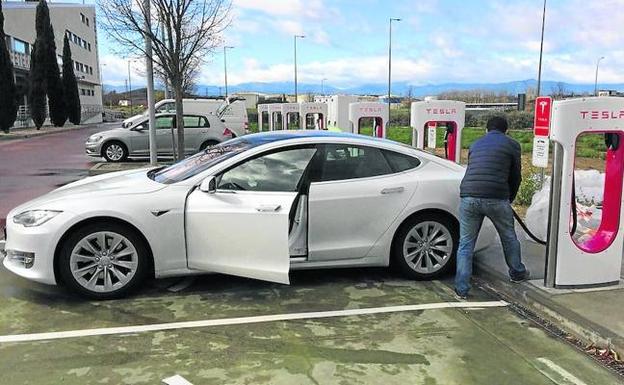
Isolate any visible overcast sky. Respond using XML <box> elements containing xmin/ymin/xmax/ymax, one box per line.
<box><xmin>95</xmin><ymin>0</ymin><xmax>624</xmax><ymax>87</ymax></box>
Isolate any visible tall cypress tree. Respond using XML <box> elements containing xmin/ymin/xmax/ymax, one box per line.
<box><xmin>62</xmin><ymin>35</ymin><xmax>80</xmax><ymax>125</ymax></box>
<box><xmin>29</xmin><ymin>41</ymin><xmax>46</xmax><ymax>129</ymax></box>
<box><xmin>30</xmin><ymin>0</ymin><xmax>66</xmax><ymax>128</ymax></box>
<box><xmin>0</xmin><ymin>1</ymin><xmax>17</xmax><ymax>133</ymax></box>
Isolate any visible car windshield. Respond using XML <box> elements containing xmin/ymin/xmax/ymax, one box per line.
<box><xmin>149</xmin><ymin>137</ymin><xmax>255</xmax><ymax>184</ymax></box>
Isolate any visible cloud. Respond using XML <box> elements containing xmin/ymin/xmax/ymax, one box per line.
<box><xmin>100</xmin><ymin>54</ymin><xmax>146</xmax><ymax>87</ymax></box>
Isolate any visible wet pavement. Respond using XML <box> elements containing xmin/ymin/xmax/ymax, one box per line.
<box><xmin>0</xmin><ymin>126</ymin><xmax>622</xmax><ymax>384</ymax></box>
<box><xmin>0</xmin><ymin>267</ymin><xmax>620</xmax><ymax>385</ymax></box>
<box><xmin>0</xmin><ymin>123</ymin><xmax>115</xmax><ymax>227</ymax></box>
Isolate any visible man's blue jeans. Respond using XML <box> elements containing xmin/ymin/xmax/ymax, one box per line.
<box><xmin>455</xmin><ymin>197</ymin><xmax>527</xmax><ymax>296</ymax></box>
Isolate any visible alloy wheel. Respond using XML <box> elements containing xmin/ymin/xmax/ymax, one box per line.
<box><xmin>69</xmin><ymin>231</ymin><xmax>138</xmax><ymax>293</ymax></box>
<box><xmin>105</xmin><ymin>144</ymin><xmax>124</xmax><ymax>161</ymax></box>
<box><xmin>402</xmin><ymin>221</ymin><xmax>453</xmax><ymax>274</ymax></box>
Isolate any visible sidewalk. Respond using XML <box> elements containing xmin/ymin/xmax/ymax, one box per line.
<box><xmin>475</xmin><ymin>229</ymin><xmax>624</xmax><ymax>354</ymax></box>
<box><xmin>0</xmin><ymin>121</ymin><xmax>114</xmax><ymax>141</ymax></box>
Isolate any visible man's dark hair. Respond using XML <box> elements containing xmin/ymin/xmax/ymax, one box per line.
<box><xmin>486</xmin><ymin>116</ymin><xmax>508</xmax><ymax>133</ymax></box>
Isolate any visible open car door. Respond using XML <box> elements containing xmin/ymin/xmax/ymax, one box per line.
<box><xmin>185</xmin><ymin>190</ymin><xmax>297</xmax><ymax>284</ymax></box>
<box><xmin>185</xmin><ymin>145</ymin><xmax>319</xmax><ymax>284</ymax></box>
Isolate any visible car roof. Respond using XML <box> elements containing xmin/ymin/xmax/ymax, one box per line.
<box><xmin>241</xmin><ymin>130</ymin><xmax>396</xmax><ymax>146</ymax></box>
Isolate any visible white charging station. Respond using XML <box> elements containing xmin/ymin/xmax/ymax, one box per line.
<box><xmin>257</xmin><ymin>104</ymin><xmax>269</xmax><ymax>132</ymax></box>
<box><xmin>300</xmin><ymin>102</ymin><xmax>328</xmax><ymax>130</ymax></box>
<box><xmin>268</xmin><ymin>104</ymin><xmax>283</xmax><ymax>131</ymax></box>
<box><xmin>281</xmin><ymin>103</ymin><xmax>301</xmax><ymax>130</ymax></box>
<box><xmin>545</xmin><ymin>97</ymin><xmax>624</xmax><ymax>288</ymax></box>
<box><xmin>410</xmin><ymin>100</ymin><xmax>466</xmax><ymax>163</ymax></box>
<box><xmin>349</xmin><ymin>102</ymin><xmax>388</xmax><ymax>137</ymax></box>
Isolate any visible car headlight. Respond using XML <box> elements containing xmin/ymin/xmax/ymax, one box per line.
<box><xmin>87</xmin><ymin>135</ymin><xmax>103</xmax><ymax>143</ymax></box>
<box><xmin>13</xmin><ymin>210</ymin><xmax>62</xmax><ymax>227</ymax></box>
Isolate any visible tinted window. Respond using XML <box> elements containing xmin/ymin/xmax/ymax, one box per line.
<box><xmin>317</xmin><ymin>144</ymin><xmax>392</xmax><ymax>182</ymax></box>
<box><xmin>183</xmin><ymin>116</ymin><xmax>209</xmax><ymax>128</ymax></box>
<box><xmin>156</xmin><ymin>116</ymin><xmax>174</xmax><ymax>129</ymax></box>
<box><xmin>218</xmin><ymin>147</ymin><xmax>317</xmax><ymax>192</ymax></box>
<box><xmin>383</xmin><ymin>150</ymin><xmax>421</xmax><ymax>172</ymax></box>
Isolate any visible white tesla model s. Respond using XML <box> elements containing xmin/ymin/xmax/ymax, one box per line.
<box><xmin>1</xmin><ymin>131</ymin><xmax>494</xmax><ymax>299</ymax></box>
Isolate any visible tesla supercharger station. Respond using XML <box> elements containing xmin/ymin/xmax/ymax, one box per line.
<box><xmin>257</xmin><ymin>104</ymin><xmax>269</xmax><ymax>132</ymax></box>
<box><xmin>348</xmin><ymin>102</ymin><xmax>388</xmax><ymax>137</ymax></box>
<box><xmin>281</xmin><ymin>103</ymin><xmax>301</xmax><ymax>130</ymax></box>
<box><xmin>410</xmin><ymin>100</ymin><xmax>466</xmax><ymax>163</ymax></box>
<box><xmin>544</xmin><ymin>97</ymin><xmax>624</xmax><ymax>288</ymax></box>
<box><xmin>300</xmin><ymin>102</ymin><xmax>328</xmax><ymax>130</ymax></box>
<box><xmin>268</xmin><ymin>104</ymin><xmax>283</xmax><ymax>131</ymax></box>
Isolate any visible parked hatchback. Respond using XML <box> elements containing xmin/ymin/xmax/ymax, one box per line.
<box><xmin>86</xmin><ymin>113</ymin><xmax>233</xmax><ymax>162</ymax></box>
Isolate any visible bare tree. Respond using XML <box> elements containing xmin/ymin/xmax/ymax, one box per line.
<box><xmin>550</xmin><ymin>82</ymin><xmax>568</xmax><ymax>100</ymax></box>
<box><xmin>100</xmin><ymin>0</ymin><xmax>231</xmax><ymax>158</ymax></box>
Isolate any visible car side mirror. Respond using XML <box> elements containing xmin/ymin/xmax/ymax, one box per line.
<box><xmin>131</xmin><ymin>125</ymin><xmax>145</xmax><ymax>132</ymax></box>
<box><xmin>199</xmin><ymin>176</ymin><xmax>217</xmax><ymax>194</ymax></box>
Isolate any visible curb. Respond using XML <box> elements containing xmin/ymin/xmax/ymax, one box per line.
<box><xmin>474</xmin><ymin>260</ymin><xmax>624</xmax><ymax>353</ymax></box>
<box><xmin>0</xmin><ymin>122</ymin><xmax>115</xmax><ymax>141</ymax></box>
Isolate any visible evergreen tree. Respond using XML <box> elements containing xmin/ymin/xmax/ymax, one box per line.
<box><xmin>62</xmin><ymin>35</ymin><xmax>80</xmax><ymax>125</ymax></box>
<box><xmin>30</xmin><ymin>0</ymin><xmax>66</xmax><ymax>128</ymax></box>
<box><xmin>0</xmin><ymin>1</ymin><xmax>17</xmax><ymax>133</ymax></box>
<box><xmin>29</xmin><ymin>41</ymin><xmax>46</xmax><ymax>129</ymax></box>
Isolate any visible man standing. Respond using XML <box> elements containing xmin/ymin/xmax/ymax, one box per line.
<box><xmin>455</xmin><ymin>116</ymin><xmax>529</xmax><ymax>299</ymax></box>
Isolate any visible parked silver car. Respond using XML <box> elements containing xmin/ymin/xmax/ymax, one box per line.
<box><xmin>86</xmin><ymin>113</ymin><xmax>233</xmax><ymax>162</ymax></box>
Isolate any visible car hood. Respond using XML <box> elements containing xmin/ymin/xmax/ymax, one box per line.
<box><xmin>10</xmin><ymin>168</ymin><xmax>166</xmax><ymax>214</ymax></box>
<box><xmin>123</xmin><ymin>114</ymin><xmax>146</xmax><ymax>125</ymax></box>
<box><xmin>94</xmin><ymin>127</ymin><xmax>131</xmax><ymax>139</ymax></box>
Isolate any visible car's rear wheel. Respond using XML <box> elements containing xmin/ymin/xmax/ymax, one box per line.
<box><xmin>392</xmin><ymin>213</ymin><xmax>458</xmax><ymax>280</ymax></box>
<box><xmin>199</xmin><ymin>140</ymin><xmax>220</xmax><ymax>151</ymax></box>
<box><xmin>58</xmin><ymin>222</ymin><xmax>149</xmax><ymax>299</ymax></box>
<box><xmin>102</xmin><ymin>141</ymin><xmax>128</xmax><ymax>162</ymax></box>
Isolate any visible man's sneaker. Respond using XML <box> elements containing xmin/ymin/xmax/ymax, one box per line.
<box><xmin>454</xmin><ymin>289</ymin><xmax>468</xmax><ymax>301</ymax></box>
<box><xmin>510</xmin><ymin>270</ymin><xmax>531</xmax><ymax>283</ymax></box>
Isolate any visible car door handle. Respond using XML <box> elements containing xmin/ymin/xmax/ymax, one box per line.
<box><xmin>256</xmin><ymin>204</ymin><xmax>282</xmax><ymax>212</ymax></box>
<box><xmin>381</xmin><ymin>187</ymin><xmax>405</xmax><ymax>195</ymax></box>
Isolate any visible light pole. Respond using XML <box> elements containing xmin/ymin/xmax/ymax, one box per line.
<box><xmin>594</xmin><ymin>56</ymin><xmax>605</xmax><ymax>96</ymax></box>
<box><xmin>294</xmin><ymin>34</ymin><xmax>305</xmax><ymax>102</ymax></box>
<box><xmin>321</xmin><ymin>78</ymin><xmax>327</xmax><ymax>96</ymax></box>
<box><xmin>536</xmin><ymin>0</ymin><xmax>547</xmax><ymax>97</ymax></box>
<box><xmin>127</xmin><ymin>59</ymin><xmax>137</xmax><ymax>116</ymax></box>
<box><xmin>144</xmin><ymin>0</ymin><xmax>157</xmax><ymax>166</ymax></box>
<box><xmin>388</xmin><ymin>18</ymin><xmax>401</xmax><ymax>129</ymax></box>
<box><xmin>223</xmin><ymin>46</ymin><xmax>234</xmax><ymax>98</ymax></box>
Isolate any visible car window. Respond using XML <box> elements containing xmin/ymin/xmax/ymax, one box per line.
<box><xmin>183</xmin><ymin>116</ymin><xmax>202</xmax><ymax>128</ymax></box>
<box><xmin>218</xmin><ymin>147</ymin><xmax>317</xmax><ymax>192</ymax></box>
<box><xmin>316</xmin><ymin>144</ymin><xmax>393</xmax><ymax>182</ymax></box>
<box><xmin>382</xmin><ymin>150</ymin><xmax>421</xmax><ymax>173</ymax></box>
<box><xmin>156</xmin><ymin>116</ymin><xmax>174</xmax><ymax>129</ymax></box>
<box><xmin>156</xmin><ymin>102</ymin><xmax>175</xmax><ymax>113</ymax></box>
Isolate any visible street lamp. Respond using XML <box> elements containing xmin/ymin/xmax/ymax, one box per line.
<box><xmin>388</xmin><ymin>18</ymin><xmax>401</xmax><ymax>129</ymax></box>
<box><xmin>594</xmin><ymin>56</ymin><xmax>605</xmax><ymax>96</ymax></box>
<box><xmin>294</xmin><ymin>34</ymin><xmax>305</xmax><ymax>102</ymax></box>
<box><xmin>536</xmin><ymin>0</ymin><xmax>547</xmax><ymax>97</ymax></box>
<box><xmin>127</xmin><ymin>59</ymin><xmax>137</xmax><ymax>116</ymax></box>
<box><xmin>223</xmin><ymin>46</ymin><xmax>234</xmax><ymax>98</ymax></box>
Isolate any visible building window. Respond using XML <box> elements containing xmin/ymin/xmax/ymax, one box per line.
<box><xmin>13</xmin><ymin>39</ymin><xmax>28</xmax><ymax>55</ymax></box>
<box><xmin>81</xmin><ymin>89</ymin><xmax>86</xmax><ymax>96</ymax></box>
<box><xmin>75</xmin><ymin>62</ymin><xmax>79</xmax><ymax>71</ymax></box>
<box><xmin>86</xmin><ymin>18</ymin><xmax>90</xmax><ymax>27</ymax></box>
<box><xmin>89</xmin><ymin>66</ymin><xmax>93</xmax><ymax>75</ymax></box>
<box><xmin>87</xmin><ymin>43</ymin><xmax>91</xmax><ymax>51</ymax></box>
<box><xmin>81</xmin><ymin>13</ymin><xmax>86</xmax><ymax>23</ymax></box>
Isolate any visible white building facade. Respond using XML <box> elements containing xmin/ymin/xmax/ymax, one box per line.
<box><xmin>3</xmin><ymin>1</ymin><xmax>103</xmax><ymax>124</ymax></box>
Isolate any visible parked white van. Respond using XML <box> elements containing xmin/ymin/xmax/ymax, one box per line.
<box><xmin>122</xmin><ymin>98</ymin><xmax>224</xmax><ymax>128</ymax></box>
<box><xmin>217</xmin><ymin>99</ymin><xmax>249</xmax><ymax>137</ymax></box>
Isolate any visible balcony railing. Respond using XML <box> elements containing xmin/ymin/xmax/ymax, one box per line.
<box><xmin>11</xmin><ymin>51</ymin><xmax>30</xmax><ymax>71</ymax></box>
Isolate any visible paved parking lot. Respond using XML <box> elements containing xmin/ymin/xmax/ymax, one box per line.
<box><xmin>0</xmin><ymin>266</ymin><xmax>620</xmax><ymax>385</ymax></box>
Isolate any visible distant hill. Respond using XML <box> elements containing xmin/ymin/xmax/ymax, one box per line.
<box><xmin>104</xmin><ymin>79</ymin><xmax>624</xmax><ymax>97</ymax></box>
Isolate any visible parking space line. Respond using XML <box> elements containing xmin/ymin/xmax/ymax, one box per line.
<box><xmin>0</xmin><ymin>300</ymin><xmax>507</xmax><ymax>343</ymax></box>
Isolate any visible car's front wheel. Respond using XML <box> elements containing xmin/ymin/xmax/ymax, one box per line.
<box><xmin>58</xmin><ymin>222</ymin><xmax>150</xmax><ymax>299</ymax></box>
<box><xmin>102</xmin><ymin>141</ymin><xmax>128</xmax><ymax>162</ymax></box>
<box><xmin>392</xmin><ymin>213</ymin><xmax>458</xmax><ymax>280</ymax></box>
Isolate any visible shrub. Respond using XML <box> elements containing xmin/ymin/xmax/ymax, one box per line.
<box><xmin>515</xmin><ymin>166</ymin><xmax>542</xmax><ymax>206</ymax></box>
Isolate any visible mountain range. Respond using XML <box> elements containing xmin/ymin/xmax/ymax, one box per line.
<box><xmin>103</xmin><ymin>79</ymin><xmax>624</xmax><ymax>97</ymax></box>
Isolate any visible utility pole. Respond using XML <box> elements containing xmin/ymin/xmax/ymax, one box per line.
<box><xmin>594</xmin><ymin>56</ymin><xmax>605</xmax><ymax>96</ymax></box>
<box><xmin>223</xmin><ymin>46</ymin><xmax>234</xmax><ymax>98</ymax></box>
<box><xmin>294</xmin><ymin>34</ymin><xmax>305</xmax><ymax>102</ymax></box>
<box><xmin>144</xmin><ymin>0</ymin><xmax>157</xmax><ymax>166</ymax></box>
<box><xmin>127</xmin><ymin>60</ymin><xmax>133</xmax><ymax>116</ymax></box>
<box><xmin>388</xmin><ymin>18</ymin><xmax>401</xmax><ymax>129</ymax></box>
<box><xmin>536</xmin><ymin>0</ymin><xmax>546</xmax><ymax>97</ymax></box>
